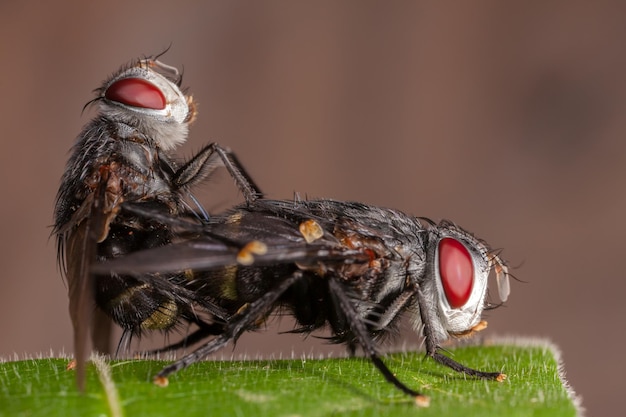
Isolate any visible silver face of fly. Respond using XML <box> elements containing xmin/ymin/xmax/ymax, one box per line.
<box><xmin>54</xmin><ymin>56</ymin><xmax>260</xmax><ymax>390</ymax></box>
<box><xmin>97</xmin><ymin>59</ymin><xmax>194</xmax><ymax>151</ymax></box>
<box><xmin>420</xmin><ymin>221</ymin><xmax>509</xmax><ymax>341</ymax></box>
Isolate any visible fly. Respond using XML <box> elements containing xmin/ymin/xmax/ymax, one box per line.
<box><xmin>96</xmin><ymin>167</ymin><xmax>511</xmax><ymax>405</ymax></box>
<box><xmin>53</xmin><ymin>55</ymin><xmax>260</xmax><ymax>389</ymax></box>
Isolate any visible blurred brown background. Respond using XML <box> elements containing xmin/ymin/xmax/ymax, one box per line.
<box><xmin>1</xmin><ymin>1</ymin><xmax>624</xmax><ymax>415</ymax></box>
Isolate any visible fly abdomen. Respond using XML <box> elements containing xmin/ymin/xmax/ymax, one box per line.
<box><xmin>95</xmin><ymin>275</ymin><xmax>180</xmax><ymax>332</ymax></box>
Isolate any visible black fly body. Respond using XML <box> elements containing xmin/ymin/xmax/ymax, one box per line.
<box><xmin>53</xmin><ymin>56</ymin><xmax>260</xmax><ymax>389</ymax></box>
<box><xmin>97</xmin><ymin>172</ymin><xmax>511</xmax><ymax>404</ymax></box>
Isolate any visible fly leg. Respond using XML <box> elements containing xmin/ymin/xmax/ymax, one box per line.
<box><xmin>155</xmin><ymin>271</ymin><xmax>304</xmax><ymax>380</ymax></box>
<box><xmin>173</xmin><ymin>143</ymin><xmax>262</xmax><ymax>204</ymax></box>
<box><xmin>144</xmin><ymin>321</ymin><xmax>226</xmax><ymax>355</ymax></box>
<box><xmin>327</xmin><ymin>278</ymin><xmax>427</xmax><ymax>401</ymax></box>
<box><xmin>415</xmin><ymin>287</ymin><xmax>506</xmax><ymax>381</ymax></box>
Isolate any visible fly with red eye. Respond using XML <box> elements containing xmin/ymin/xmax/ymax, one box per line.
<box><xmin>54</xmin><ymin>57</ymin><xmax>262</xmax><ymax>390</ymax></box>
<box><xmin>96</xmin><ymin>183</ymin><xmax>512</xmax><ymax>404</ymax></box>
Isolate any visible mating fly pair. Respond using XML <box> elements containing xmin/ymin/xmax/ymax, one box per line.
<box><xmin>55</xmin><ymin>56</ymin><xmax>511</xmax><ymax>404</ymax></box>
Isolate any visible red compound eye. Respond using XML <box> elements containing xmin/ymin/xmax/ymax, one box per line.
<box><xmin>438</xmin><ymin>238</ymin><xmax>474</xmax><ymax>308</ymax></box>
<box><xmin>105</xmin><ymin>78</ymin><xmax>166</xmax><ymax>110</ymax></box>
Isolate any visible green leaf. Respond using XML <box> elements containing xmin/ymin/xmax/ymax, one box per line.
<box><xmin>0</xmin><ymin>340</ymin><xmax>580</xmax><ymax>417</ymax></box>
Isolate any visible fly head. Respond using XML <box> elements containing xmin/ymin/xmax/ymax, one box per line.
<box><xmin>94</xmin><ymin>58</ymin><xmax>195</xmax><ymax>151</ymax></box>
<box><xmin>419</xmin><ymin>220</ymin><xmax>510</xmax><ymax>341</ymax></box>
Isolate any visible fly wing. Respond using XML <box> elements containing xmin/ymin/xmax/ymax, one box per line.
<box><xmin>63</xmin><ymin>207</ymin><xmax>95</xmax><ymax>391</ymax></box>
<box><xmin>94</xmin><ymin>238</ymin><xmax>364</xmax><ymax>274</ymax></box>
<box><xmin>57</xmin><ymin>170</ymin><xmax>117</xmax><ymax>390</ymax></box>
<box><xmin>94</xmin><ymin>206</ymin><xmax>369</xmax><ymax>276</ymax></box>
